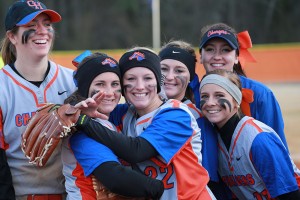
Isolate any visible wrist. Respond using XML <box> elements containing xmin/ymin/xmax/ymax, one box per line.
<box><xmin>76</xmin><ymin>114</ymin><xmax>91</xmax><ymax>130</ymax></box>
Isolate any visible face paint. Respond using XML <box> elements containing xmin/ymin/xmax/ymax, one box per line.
<box><xmin>115</xmin><ymin>89</ymin><xmax>122</xmax><ymax>93</ymax></box>
<box><xmin>219</xmin><ymin>98</ymin><xmax>232</xmax><ymax>112</ymax></box>
<box><xmin>199</xmin><ymin>100</ymin><xmax>206</xmax><ymax>110</ymax></box>
<box><xmin>90</xmin><ymin>90</ymin><xmax>100</xmax><ymax>97</ymax></box>
<box><xmin>22</xmin><ymin>29</ymin><xmax>35</xmax><ymax>44</ymax></box>
<box><xmin>175</xmin><ymin>75</ymin><xmax>189</xmax><ymax>89</ymax></box>
<box><xmin>123</xmin><ymin>84</ymin><xmax>134</xmax><ymax>93</ymax></box>
<box><xmin>147</xmin><ymin>83</ymin><xmax>157</xmax><ymax>90</ymax></box>
<box><xmin>21</xmin><ymin>28</ymin><xmax>54</xmax><ymax>44</ymax></box>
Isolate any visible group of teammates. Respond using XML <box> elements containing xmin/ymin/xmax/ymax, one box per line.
<box><xmin>0</xmin><ymin>0</ymin><xmax>299</xmax><ymax>200</ymax></box>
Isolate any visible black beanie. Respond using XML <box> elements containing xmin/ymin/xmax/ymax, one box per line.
<box><xmin>159</xmin><ymin>47</ymin><xmax>196</xmax><ymax>81</ymax></box>
<box><xmin>119</xmin><ymin>49</ymin><xmax>162</xmax><ymax>93</ymax></box>
<box><xmin>74</xmin><ymin>54</ymin><xmax>120</xmax><ymax>98</ymax></box>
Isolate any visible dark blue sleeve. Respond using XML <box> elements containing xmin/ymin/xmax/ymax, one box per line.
<box><xmin>198</xmin><ymin>117</ymin><xmax>219</xmax><ymax>182</ymax></box>
<box><xmin>140</xmin><ymin>108</ymin><xmax>193</xmax><ymax>164</ymax></box>
<box><xmin>240</xmin><ymin>76</ymin><xmax>288</xmax><ymax>151</ymax></box>
<box><xmin>70</xmin><ymin>131</ymin><xmax>119</xmax><ymax>176</ymax></box>
<box><xmin>109</xmin><ymin>103</ymin><xmax>128</xmax><ymax>127</ymax></box>
<box><xmin>251</xmin><ymin>132</ymin><xmax>298</xmax><ymax>198</ymax></box>
<box><xmin>189</xmin><ymin>73</ymin><xmax>201</xmax><ymax>108</ymax></box>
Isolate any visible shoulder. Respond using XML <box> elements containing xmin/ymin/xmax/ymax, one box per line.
<box><xmin>49</xmin><ymin>61</ymin><xmax>74</xmax><ymax>75</ymax></box>
<box><xmin>239</xmin><ymin>75</ymin><xmax>271</xmax><ymax>91</ymax></box>
<box><xmin>239</xmin><ymin>75</ymin><xmax>277</xmax><ymax>100</ymax></box>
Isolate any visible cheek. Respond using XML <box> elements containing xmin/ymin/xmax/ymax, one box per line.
<box><xmin>199</xmin><ymin>100</ymin><xmax>207</xmax><ymax>110</ymax></box>
<box><xmin>175</xmin><ymin>75</ymin><xmax>189</xmax><ymax>87</ymax></box>
<box><xmin>218</xmin><ymin>99</ymin><xmax>232</xmax><ymax>112</ymax></box>
<box><xmin>22</xmin><ymin>29</ymin><xmax>36</xmax><ymax>44</ymax></box>
<box><xmin>89</xmin><ymin>89</ymin><xmax>100</xmax><ymax>97</ymax></box>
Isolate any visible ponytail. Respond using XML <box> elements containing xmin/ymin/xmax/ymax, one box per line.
<box><xmin>1</xmin><ymin>27</ymin><xmax>18</xmax><ymax>65</ymax></box>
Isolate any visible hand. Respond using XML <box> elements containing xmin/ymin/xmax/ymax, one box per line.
<box><xmin>75</xmin><ymin>91</ymin><xmax>108</xmax><ymax>120</ymax></box>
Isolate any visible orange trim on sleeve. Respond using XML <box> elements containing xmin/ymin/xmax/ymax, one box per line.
<box><xmin>72</xmin><ymin>162</ymin><xmax>97</xmax><ymax>199</ymax></box>
<box><xmin>173</xmin><ymin>142</ymin><xmax>211</xmax><ymax>199</ymax></box>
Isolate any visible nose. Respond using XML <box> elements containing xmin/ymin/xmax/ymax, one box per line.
<box><xmin>164</xmin><ymin>71</ymin><xmax>174</xmax><ymax>80</ymax></box>
<box><xmin>213</xmin><ymin>50</ymin><xmax>222</xmax><ymax>60</ymax></box>
<box><xmin>104</xmin><ymin>86</ymin><xmax>114</xmax><ymax>96</ymax></box>
<box><xmin>36</xmin><ymin>24</ymin><xmax>48</xmax><ymax>34</ymax></box>
<box><xmin>206</xmin><ymin>96</ymin><xmax>217</xmax><ymax>106</ymax></box>
<box><xmin>135</xmin><ymin>78</ymin><xmax>145</xmax><ymax>90</ymax></box>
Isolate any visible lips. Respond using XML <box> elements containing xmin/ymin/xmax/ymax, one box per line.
<box><xmin>207</xmin><ymin>109</ymin><xmax>221</xmax><ymax>114</ymax></box>
<box><xmin>211</xmin><ymin>63</ymin><xmax>224</xmax><ymax>67</ymax></box>
<box><xmin>133</xmin><ymin>93</ymin><xmax>147</xmax><ymax>97</ymax></box>
<box><xmin>33</xmin><ymin>39</ymin><xmax>47</xmax><ymax>44</ymax></box>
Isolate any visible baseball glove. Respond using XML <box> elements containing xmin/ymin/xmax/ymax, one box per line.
<box><xmin>21</xmin><ymin>103</ymin><xmax>81</xmax><ymax>167</ymax></box>
<box><xmin>91</xmin><ymin>175</ymin><xmax>147</xmax><ymax>200</ymax></box>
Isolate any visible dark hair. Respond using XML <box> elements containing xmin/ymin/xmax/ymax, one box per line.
<box><xmin>200</xmin><ymin>23</ymin><xmax>247</xmax><ymax>77</ymax></box>
<box><xmin>160</xmin><ymin>40</ymin><xmax>197</xmax><ymax>104</ymax></box>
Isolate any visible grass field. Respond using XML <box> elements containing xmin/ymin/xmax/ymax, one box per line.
<box><xmin>1</xmin><ymin>44</ymin><xmax>300</xmax><ymax>167</ymax></box>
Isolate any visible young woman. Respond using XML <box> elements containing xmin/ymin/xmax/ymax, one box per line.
<box><xmin>0</xmin><ymin>1</ymin><xmax>76</xmax><ymax>199</ymax></box>
<box><xmin>75</xmin><ymin>47</ymin><xmax>216</xmax><ymax>199</ymax></box>
<box><xmin>66</xmin><ymin>52</ymin><xmax>164</xmax><ymax>199</ymax></box>
<box><xmin>158</xmin><ymin>40</ymin><xmax>220</xmax><ymax>193</ymax></box>
<box><xmin>198</xmin><ymin>23</ymin><xmax>295</xmax><ymax>198</ymax></box>
<box><xmin>199</xmin><ymin>69</ymin><xmax>300</xmax><ymax>200</ymax></box>
<box><xmin>199</xmin><ymin>23</ymin><xmax>288</xmax><ymax>149</ymax></box>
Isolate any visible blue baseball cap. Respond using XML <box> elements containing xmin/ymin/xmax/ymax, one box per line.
<box><xmin>199</xmin><ymin>29</ymin><xmax>239</xmax><ymax>50</ymax></box>
<box><xmin>5</xmin><ymin>0</ymin><xmax>61</xmax><ymax>31</ymax></box>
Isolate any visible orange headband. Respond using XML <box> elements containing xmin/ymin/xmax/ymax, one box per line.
<box><xmin>237</xmin><ymin>31</ymin><xmax>257</xmax><ymax>68</ymax></box>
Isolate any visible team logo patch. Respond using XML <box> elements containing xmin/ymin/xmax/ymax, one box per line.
<box><xmin>207</xmin><ymin>29</ymin><xmax>231</xmax><ymax>37</ymax></box>
<box><xmin>129</xmin><ymin>52</ymin><xmax>145</xmax><ymax>61</ymax></box>
<box><xmin>102</xmin><ymin>58</ymin><xmax>117</xmax><ymax>67</ymax></box>
<box><xmin>26</xmin><ymin>0</ymin><xmax>44</xmax><ymax>10</ymax></box>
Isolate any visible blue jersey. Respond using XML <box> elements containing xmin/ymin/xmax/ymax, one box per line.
<box><xmin>66</xmin><ymin>119</ymin><xmax>119</xmax><ymax>199</ymax></box>
<box><xmin>111</xmin><ymin>100</ymin><xmax>213</xmax><ymax>200</ymax></box>
<box><xmin>194</xmin><ymin>75</ymin><xmax>289</xmax><ymax>183</ymax></box>
<box><xmin>239</xmin><ymin>75</ymin><xmax>287</xmax><ymax>149</ymax></box>
<box><xmin>218</xmin><ymin>116</ymin><xmax>300</xmax><ymax>199</ymax></box>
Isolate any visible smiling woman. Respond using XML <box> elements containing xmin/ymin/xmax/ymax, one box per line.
<box><xmin>73</xmin><ymin>47</ymin><xmax>216</xmax><ymax>199</ymax></box>
<box><xmin>0</xmin><ymin>0</ymin><xmax>76</xmax><ymax>199</ymax></box>
<box><xmin>199</xmin><ymin>69</ymin><xmax>300</xmax><ymax>199</ymax></box>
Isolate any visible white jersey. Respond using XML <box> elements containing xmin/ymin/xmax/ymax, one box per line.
<box><xmin>0</xmin><ymin>61</ymin><xmax>76</xmax><ymax>196</ymax></box>
<box><xmin>121</xmin><ymin>99</ymin><xmax>213</xmax><ymax>200</ymax></box>
<box><xmin>63</xmin><ymin>119</ymin><xmax>119</xmax><ymax>200</ymax></box>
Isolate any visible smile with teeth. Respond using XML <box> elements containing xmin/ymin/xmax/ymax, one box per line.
<box><xmin>102</xmin><ymin>99</ymin><xmax>114</xmax><ymax>103</ymax></box>
<box><xmin>211</xmin><ymin>63</ymin><xmax>224</xmax><ymax>67</ymax></box>
<box><xmin>134</xmin><ymin>93</ymin><xmax>147</xmax><ymax>97</ymax></box>
<box><xmin>207</xmin><ymin>109</ymin><xmax>221</xmax><ymax>114</ymax></box>
<box><xmin>164</xmin><ymin>82</ymin><xmax>177</xmax><ymax>86</ymax></box>
<box><xmin>34</xmin><ymin>39</ymin><xmax>47</xmax><ymax>44</ymax></box>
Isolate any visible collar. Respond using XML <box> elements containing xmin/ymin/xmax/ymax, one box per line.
<box><xmin>218</xmin><ymin>113</ymin><xmax>244</xmax><ymax>151</ymax></box>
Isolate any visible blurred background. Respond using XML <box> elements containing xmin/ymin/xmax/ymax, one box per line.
<box><xmin>0</xmin><ymin>0</ymin><xmax>299</xmax><ymax>164</ymax></box>
<box><xmin>1</xmin><ymin>0</ymin><xmax>300</xmax><ymax>49</ymax></box>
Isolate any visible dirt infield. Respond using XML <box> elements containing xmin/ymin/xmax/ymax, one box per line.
<box><xmin>49</xmin><ymin>45</ymin><xmax>300</xmax><ymax>167</ymax></box>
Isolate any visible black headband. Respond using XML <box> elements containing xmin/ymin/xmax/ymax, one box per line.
<box><xmin>74</xmin><ymin>55</ymin><xmax>120</xmax><ymax>98</ymax></box>
<box><xmin>119</xmin><ymin>49</ymin><xmax>162</xmax><ymax>93</ymax></box>
<box><xmin>159</xmin><ymin>47</ymin><xmax>196</xmax><ymax>81</ymax></box>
